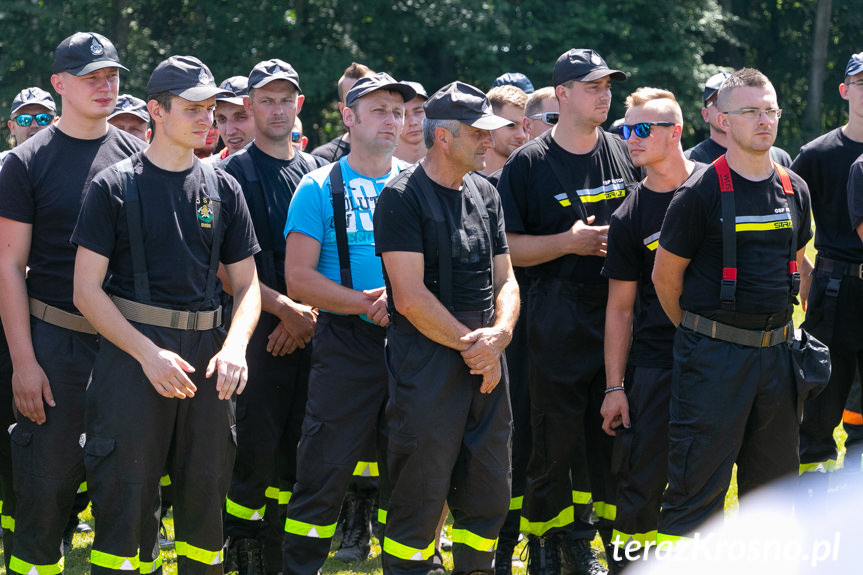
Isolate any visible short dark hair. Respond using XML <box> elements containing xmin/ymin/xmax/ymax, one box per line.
<box><xmin>337</xmin><ymin>62</ymin><xmax>374</xmax><ymax>102</ymax></box>
<box><xmin>147</xmin><ymin>90</ymin><xmax>174</xmax><ymax>112</ymax></box>
<box><xmin>716</xmin><ymin>68</ymin><xmax>771</xmax><ymax>111</ymax></box>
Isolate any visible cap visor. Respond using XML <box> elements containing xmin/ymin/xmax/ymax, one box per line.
<box><xmin>11</xmin><ymin>102</ymin><xmax>55</xmax><ymax>115</ymax></box>
<box><xmin>348</xmin><ymin>83</ymin><xmax>417</xmax><ymax>106</ymax></box>
<box><xmin>216</xmin><ymin>96</ymin><xmax>247</xmax><ymax>106</ymax></box>
<box><xmin>578</xmin><ymin>69</ymin><xmax>627</xmax><ymax>82</ymax></box>
<box><xmin>249</xmin><ymin>76</ymin><xmax>302</xmax><ymax>92</ymax></box>
<box><xmin>172</xmin><ymin>86</ymin><xmax>234</xmax><ymax>102</ymax></box>
<box><xmin>108</xmin><ymin>111</ymin><xmax>150</xmax><ymax>122</ymax></box>
<box><xmin>468</xmin><ymin>114</ymin><xmax>514</xmax><ymax>130</ymax></box>
<box><xmin>70</xmin><ymin>60</ymin><xmax>130</xmax><ymax>76</ymax></box>
<box><xmin>846</xmin><ymin>65</ymin><xmax>863</xmax><ymax>78</ymax></box>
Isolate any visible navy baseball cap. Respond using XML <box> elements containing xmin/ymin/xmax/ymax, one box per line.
<box><xmin>404</xmin><ymin>81</ymin><xmax>429</xmax><ymax>100</ymax></box>
<box><xmin>845</xmin><ymin>53</ymin><xmax>863</xmax><ymax>78</ymax></box>
<box><xmin>553</xmin><ymin>49</ymin><xmax>626</xmax><ymax>86</ymax></box>
<box><xmin>248</xmin><ymin>59</ymin><xmax>301</xmax><ymax>92</ymax></box>
<box><xmin>345</xmin><ymin>73</ymin><xmax>416</xmax><ymax>107</ymax></box>
<box><xmin>703</xmin><ymin>72</ymin><xmax>731</xmax><ymax>104</ymax></box>
<box><xmin>424</xmin><ymin>81</ymin><xmax>511</xmax><ymax>130</ymax></box>
<box><xmin>217</xmin><ymin>76</ymin><xmax>249</xmax><ymax>106</ymax></box>
<box><xmin>11</xmin><ymin>87</ymin><xmax>57</xmax><ymax>115</ymax></box>
<box><xmin>52</xmin><ymin>32</ymin><xmax>127</xmax><ymax>76</ymax></box>
<box><xmin>493</xmin><ymin>72</ymin><xmax>535</xmax><ymax>94</ymax></box>
<box><xmin>109</xmin><ymin>94</ymin><xmax>150</xmax><ymax>123</ymax></box>
<box><xmin>147</xmin><ymin>56</ymin><xmax>232</xmax><ymax>101</ymax></box>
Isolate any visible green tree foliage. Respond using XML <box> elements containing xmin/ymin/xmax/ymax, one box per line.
<box><xmin>0</xmin><ymin>0</ymin><xmax>859</xmax><ymax>152</ymax></box>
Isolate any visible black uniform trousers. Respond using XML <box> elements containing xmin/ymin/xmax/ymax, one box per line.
<box><xmin>521</xmin><ymin>278</ymin><xmax>615</xmax><ymax>541</ymax></box>
<box><xmin>799</xmin><ymin>268</ymin><xmax>863</xmax><ymax>471</ymax></box>
<box><xmin>610</xmin><ymin>366</ymin><xmax>671</xmax><ymax>547</ymax></box>
<box><xmin>0</xmin><ymin>333</ymin><xmax>16</xmax><ymax>569</ymax></box>
<box><xmin>225</xmin><ymin>311</ymin><xmax>310</xmax><ymax>568</ymax></box>
<box><xmin>382</xmin><ymin>310</ymin><xmax>511</xmax><ymax>575</ymax></box>
<box><xmin>9</xmin><ymin>318</ymin><xmax>97</xmax><ymax>575</ymax></box>
<box><xmin>658</xmin><ymin>325</ymin><xmax>799</xmax><ymax>539</ymax></box>
<box><xmin>282</xmin><ymin>313</ymin><xmax>388</xmax><ymax>575</ymax></box>
<box><xmin>86</xmin><ymin>323</ymin><xmax>235</xmax><ymax>575</ymax></box>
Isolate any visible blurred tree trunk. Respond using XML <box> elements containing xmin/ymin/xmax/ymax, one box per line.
<box><xmin>802</xmin><ymin>0</ymin><xmax>832</xmax><ymax>141</ymax></box>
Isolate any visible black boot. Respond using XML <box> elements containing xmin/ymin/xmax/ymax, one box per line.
<box><xmin>560</xmin><ymin>536</ymin><xmax>606</xmax><ymax>575</ymax></box>
<box><xmin>526</xmin><ymin>535</ymin><xmax>561</xmax><ymax>575</ymax></box>
<box><xmin>494</xmin><ymin>541</ymin><xmax>515</xmax><ymax>575</ymax></box>
<box><xmin>333</xmin><ymin>493</ymin><xmax>372</xmax><ymax>563</ymax></box>
<box><xmin>227</xmin><ymin>537</ymin><xmax>265</xmax><ymax>575</ymax></box>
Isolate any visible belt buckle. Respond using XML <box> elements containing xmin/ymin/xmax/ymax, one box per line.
<box><xmin>761</xmin><ymin>330</ymin><xmax>771</xmax><ymax>348</ymax></box>
<box><xmin>856</xmin><ymin>263</ymin><xmax>863</xmax><ymax>280</ymax></box>
<box><xmin>186</xmin><ymin>311</ymin><xmax>198</xmax><ymax>330</ymax></box>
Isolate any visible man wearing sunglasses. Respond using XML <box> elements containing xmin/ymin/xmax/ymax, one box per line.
<box><xmin>793</xmin><ymin>52</ymin><xmax>863</xmax><ymax>489</ymax></box>
<box><xmin>219</xmin><ymin>59</ymin><xmax>327</xmax><ymax>575</ymax></box>
<box><xmin>599</xmin><ymin>88</ymin><xmax>701</xmax><ymax>567</ymax></box>
<box><xmin>654</xmin><ymin>68</ymin><xmax>811</xmax><ymax>543</ymax></box>
<box><xmin>497</xmin><ymin>48</ymin><xmax>640</xmax><ymax>575</ymax></box>
<box><xmin>686</xmin><ymin>71</ymin><xmax>793</xmax><ymax>168</ymax></box>
<box><xmin>523</xmin><ymin>87</ymin><xmax>559</xmax><ymax>141</ymax></box>
<box><xmin>1</xmin><ymin>87</ymin><xmax>57</xmax><ymax>169</ymax></box>
<box><xmin>0</xmin><ymin>32</ymin><xmax>146</xmax><ymax>575</ymax></box>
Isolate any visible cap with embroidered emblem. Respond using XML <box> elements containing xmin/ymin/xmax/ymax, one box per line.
<box><xmin>552</xmin><ymin>49</ymin><xmax>626</xmax><ymax>86</ymax></box>
<box><xmin>11</xmin><ymin>87</ymin><xmax>57</xmax><ymax>115</ymax></box>
<box><xmin>423</xmin><ymin>81</ymin><xmax>511</xmax><ymax>130</ymax></box>
<box><xmin>52</xmin><ymin>32</ymin><xmax>127</xmax><ymax>76</ymax></box>
<box><xmin>216</xmin><ymin>76</ymin><xmax>249</xmax><ymax>106</ymax></box>
<box><xmin>147</xmin><ymin>56</ymin><xmax>232</xmax><ymax>102</ymax></box>
<box><xmin>109</xmin><ymin>94</ymin><xmax>150</xmax><ymax>123</ymax></box>
<box><xmin>248</xmin><ymin>59</ymin><xmax>301</xmax><ymax>92</ymax></box>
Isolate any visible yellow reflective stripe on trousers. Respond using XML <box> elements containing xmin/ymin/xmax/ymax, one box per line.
<box><xmin>78</xmin><ymin>481</ymin><xmax>88</xmax><ymax>494</ymax></box>
<box><xmin>378</xmin><ymin>508</ymin><xmax>388</xmax><ymax>525</ymax></box>
<box><xmin>174</xmin><ymin>541</ymin><xmax>223</xmax><ymax>565</ymax></box>
<box><xmin>91</xmin><ymin>550</ymin><xmax>140</xmax><ymax>570</ymax></box>
<box><xmin>593</xmin><ymin>501</ymin><xmax>616</xmax><ymax>521</ymax></box>
<box><xmin>284</xmin><ymin>517</ymin><xmax>338</xmax><ymax>538</ymax></box>
<box><xmin>9</xmin><ymin>556</ymin><xmax>64</xmax><ymax>575</ymax></box>
<box><xmin>160</xmin><ymin>475</ymin><xmax>172</xmax><ymax>487</ymax></box>
<box><xmin>611</xmin><ymin>529</ymin><xmax>657</xmax><ymax>546</ymax></box>
<box><xmin>352</xmin><ymin>461</ymin><xmax>380</xmax><ymax>477</ymax></box>
<box><xmin>519</xmin><ymin>505</ymin><xmax>574</xmax><ymax>536</ymax></box>
<box><xmin>509</xmin><ymin>496</ymin><xmax>523</xmax><ymax>511</ymax></box>
<box><xmin>226</xmin><ymin>497</ymin><xmax>265</xmax><ymax>521</ymax></box>
<box><xmin>264</xmin><ymin>487</ymin><xmax>291</xmax><ymax>504</ymax></box>
<box><xmin>383</xmin><ymin>537</ymin><xmax>435</xmax><ymax>561</ymax></box>
<box><xmin>2</xmin><ymin>514</ymin><xmax>15</xmax><ymax>532</ymax></box>
<box><xmin>265</xmin><ymin>486</ymin><xmax>279</xmax><ymax>500</ymax></box>
<box><xmin>451</xmin><ymin>529</ymin><xmax>497</xmax><ymax>552</ymax></box>
<box><xmin>279</xmin><ymin>490</ymin><xmax>292</xmax><ymax>505</ymax></box>
<box><xmin>799</xmin><ymin>459</ymin><xmax>838</xmax><ymax>475</ymax></box>
<box><xmin>139</xmin><ymin>556</ymin><xmax>163</xmax><ymax>574</ymax></box>
<box><xmin>655</xmin><ymin>533</ymin><xmax>691</xmax><ymax>551</ymax></box>
<box><xmin>572</xmin><ymin>490</ymin><xmax>592</xmax><ymax>505</ymax></box>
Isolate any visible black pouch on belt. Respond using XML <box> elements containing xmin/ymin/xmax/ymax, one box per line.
<box><xmin>790</xmin><ymin>328</ymin><xmax>831</xmax><ymax>422</ymax></box>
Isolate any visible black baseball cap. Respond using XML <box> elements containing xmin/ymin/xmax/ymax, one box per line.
<box><xmin>493</xmin><ymin>72</ymin><xmax>535</xmax><ymax>94</ymax></box>
<box><xmin>217</xmin><ymin>76</ymin><xmax>249</xmax><ymax>106</ymax></box>
<box><xmin>52</xmin><ymin>32</ymin><xmax>127</xmax><ymax>76</ymax></box>
<box><xmin>423</xmin><ymin>81</ymin><xmax>511</xmax><ymax>130</ymax></box>
<box><xmin>845</xmin><ymin>53</ymin><xmax>863</xmax><ymax>78</ymax></box>
<box><xmin>248</xmin><ymin>59</ymin><xmax>301</xmax><ymax>92</ymax></box>
<box><xmin>345</xmin><ymin>73</ymin><xmax>416</xmax><ymax>107</ymax></box>
<box><xmin>553</xmin><ymin>49</ymin><xmax>626</xmax><ymax>86</ymax></box>
<box><xmin>11</xmin><ymin>87</ymin><xmax>57</xmax><ymax>115</ymax></box>
<box><xmin>146</xmin><ymin>56</ymin><xmax>232</xmax><ymax>102</ymax></box>
<box><xmin>109</xmin><ymin>94</ymin><xmax>150</xmax><ymax>123</ymax></box>
<box><xmin>703</xmin><ymin>72</ymin><xmax>731</xmax><ymax>104</ymax></box>
<box><xmin>404</xmin><ymin>81</ymin><xmax>429</xmax><ymax>100</ymax></box>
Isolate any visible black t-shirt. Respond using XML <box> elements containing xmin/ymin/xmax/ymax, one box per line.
<box><xmin>0</xmin><ymin>125</ymin><xmax>147</xmax><ymax>312</ymax></box>
<box><xmin>72</xmin><ymin>153</ymin><xmax>260</xmax><ymax>312</ymax></box>
<box><xmin>221</xmin><ymin>144</ymin><xmax>328</xmax><ymax>292</ymax></box>
<box><xmin>375</xmin><ymin>165</ymin><xmax>509</xmax><ymax>313</ymax></box>
<box><xmin>686</xmin><ymin>137</ymin><xmax>793</xmax><ymax>168</ymax></box>
<box><xmin>311</xmin><ymin>134</ymin><xmax>350</xmax><ymax>163</ymax></box>
<box><xmin>849</xmin><ymin>154</ymin><xmax>863</xmax><ymax>233</ymax></box>
<box><xmin>602</xmin><ymin>166</ymin><xmax>705</xmax><ymax>367</ymax></box>
<box><xmin>497</xmin><ymin>130</ymin><xmax>640</xmax><ymax>283</ymax></box>
<box><xmin>659</xmin><ymin>163</ymin><xmax>812</xmax><ymax>317</ymax></box>
<box><xmin>792</xmin><ymin>128</ymin><xmax>863</xmax><ymax>262</ymax></box>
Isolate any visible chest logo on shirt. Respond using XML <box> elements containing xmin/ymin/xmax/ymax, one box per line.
<box><xmin>554</xmin><ymin>180</ymin><xmax>626</xmax><ymax>207</ymax></box>
<box><xmin>643</xmin><ymin>231</ymin><xmax>661</xmax><ymax>251</ymax></box>
<box><xmin>733</xmin><ymin>213</ymin><xmax>791</xmax><ymax>232</ymax></box>
<box><xmin>197</xmin><ymin>197</ymin><xmax>214</xmax><ymax>228</ymax></box>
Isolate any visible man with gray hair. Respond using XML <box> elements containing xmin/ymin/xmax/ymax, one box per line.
<box><xmin>375</xmin><ymin>81</ymin><xmax>519</xmax><ymax>575</ymax></box>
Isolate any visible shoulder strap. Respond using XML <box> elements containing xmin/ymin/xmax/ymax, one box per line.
<box><xmin>713</xmin><ymin>155</ymin><xmax>738</xmax><ymax>311</ymax></box>
<box><xmin>775</xmin><ymin>162</ymin><xmax>801</xmax><ymax>298</ymax></box>
<box><xmin>534</xmin><ymin>133</ymin><xmax>590</xmax><ymax>222</ymax></box>
<box><xmin>414</xmin><ymin>165</ymin><xmax>453</xmax><ymax>310</ymax></box>
<box><xmin>201</xmin><ymin>161</ymin><xmax>223</xmax><ymax>304</ymax></box>
<box><xmin>329</xmin><ymin>161</ymin><xmax>353</xmax><ymax>289</ymax></box>
<box><xmin>462</xmin><ymin>174</ymin><xmax>494</xmax><ymax>295</ymax></box>
<box><xmin>235</xmin><ymin>150</ymin><xmax>277</xmax><ymax>286</ymax></box>
<box><xmin>116</xmin><ymin>155</ymin><xmax>153</xmax><ymax>303</ymax></box>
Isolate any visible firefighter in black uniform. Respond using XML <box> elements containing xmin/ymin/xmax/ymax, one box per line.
<box><xmin>72</xmin><ymin>55</ymin><xmax>261</xmax><ymax>575</ymax></box>
<box><xmin>0</xmin><ymin>32</ymin><xmax>146</xmax><ymax>574</ymax></box>
<box><xmin>793</xmin><ymin>52</ymin><xmax>863</xmax><ymax>480</ymax></box>
<box><xmin>375</xmin><ymin>80</ymin><xmax>519</xmax><ymax>575</ymax></box>
<box><xmin>654</xmin><ymin>68</ymin><xmax>810</xmax><ymax>543</ymax></box>
<box><xmin>220</xmin><ymin>58</ymin><xmax>326</xmax><ymax>575</ymax></box>
<box><xmin>497</xmin><ymin>49</ymin><xmax>639</xmax><ymax>575</ymax></box>
<box><xmin>598</xmin><ymin>88</ymin><xmax>701</xmax><ymax>569</ymax></box>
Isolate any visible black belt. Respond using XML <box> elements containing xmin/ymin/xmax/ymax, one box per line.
<box><xmin>680</xmin><ymin>311</ymin><xmax>792</xmax><ymax>348</ymax></box>
<box><xmin>815</xmin><ymin>256</ymin><xmax>863</xmax><ymax>280</ymax></box>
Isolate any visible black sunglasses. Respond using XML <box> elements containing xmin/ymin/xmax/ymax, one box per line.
<box><xmin>15</xmin><ymin>113</ymin><xmax>54</xmax><ymax>127</ymax></box>
<box><xmin>617</xmin><ymin>122</ymin><xmax>675</xmax><ymax>140</ymax></box>
<box><xmin>528</xmin><ymin>112</ymin><xmax>559</xmax><ymax>126</ymax></box>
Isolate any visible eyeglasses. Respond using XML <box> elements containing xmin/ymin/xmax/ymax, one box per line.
<box><xmin>721</xmin><ymin>107</ymin><xmax>782</xmax><ymax>119</ymax></box>
<box><xmin>845</xmin><ymin>80</ymin><xmax>863</xmax><ymax>87</ymax></box>
<box><xmin>291</xmin><ymin>131</ymin><xmax>302</xmax><ymax>143</ymax></box>
<box><xmin>617</xmin><ymin>122</ymin><xmax>676</xmax><ymax>140</ymax></box>
<box><xmin>527</xmin><ymin>112</ymin><xmax>559</xmax><ymax>126</ymax></box>
<box><xmin>15</xmin><ymin>113</ymin><xmax>54</xmax><ymax>127</ymax></box>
